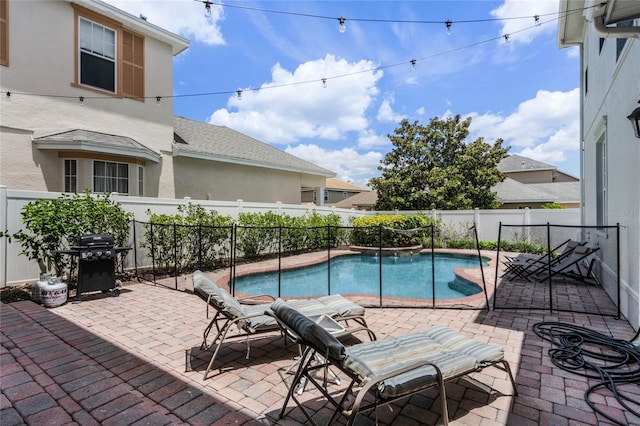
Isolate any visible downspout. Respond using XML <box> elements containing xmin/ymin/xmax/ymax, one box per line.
<box><xmin>586</xmin><ymin>2</ymin><xmax>640</xmax><ymax>38</ymax></box>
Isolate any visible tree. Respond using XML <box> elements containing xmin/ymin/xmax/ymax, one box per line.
<box><xmin>370</xmin><ymin>115</ymin><xmax>509</xmax><ymax>210</ymax></box>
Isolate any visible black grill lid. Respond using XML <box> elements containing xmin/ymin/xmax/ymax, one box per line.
<box><xmin>76</xmin><ymin>234</ymin><xmax>114</xmax><ymax>247</ymax></box>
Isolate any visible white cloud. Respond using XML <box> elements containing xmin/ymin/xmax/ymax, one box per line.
<box><xmin>468</xmin><ymin>88</ymin><xmax>579</xmax><ymax>165</ymax></box>
<box><xmin>357</xmin><ymin>129</ymin><xmax>389</xmax><ymax>149</ymax></box>
<box><xmin>208</xmin><ymin>54</ymin><xmax>383</xmax><ymax>144</ymax></box>
<box><xmin>416</xmin><ymin>107</ymin><xmax>426</xmax><ymax>116</ymax></box>
<box><xmin>285</xmin><ymin>144</ymin><xmax>383</xmax><ymax>179</ymax></box>
<box><xmin>377</xmin><ymin>94</ymin><xmax>405</xmax><ymax>123</ymax></box>
<box><xmin>105</xmin><ymin>0</ymin><xmax>225</xmax><ymax>45</ymax></box>
<box><xmin>491</xmin><ymin>0</ymin><xmax>559</xmax><ymax>45</ymax></box>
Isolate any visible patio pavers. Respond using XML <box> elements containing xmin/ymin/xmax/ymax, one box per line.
<box><xmin>1</xmin><ymin>280</ymin><xmax>638</xmax><ymax>425</ymax></box>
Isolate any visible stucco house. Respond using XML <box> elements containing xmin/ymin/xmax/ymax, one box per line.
<box><xmin>558</xmin><ymin>0</ymin><xmax>640</xmax><ymax>329</ymax></box>
<box><xmin>0</xmin><ymin>0</ymin><xmax>333</xmax><ymax>205</ymax></box>
<box><xmin>302</xmin><ymin>177</ymin><xmax>370</xmax><ymax>207</ymax></box>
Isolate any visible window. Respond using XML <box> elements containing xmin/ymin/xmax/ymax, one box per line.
<box><xmin>584</xmin><ymin>67</ymin><xmax>588</xmax><ymax>95</ymax></box>
<box><xmin>138</xmin><ymin>166</ymin><xmax>144</xmax><ymax>196</ymax></box>
<box><xmin>0</xmin><ymin>0</ymin><xmax>7</xmax><ymax>66</ymax></box>
<box><xmin>74</xmin><ymin>6</ymin><xmax>144</xmax><ymax>99</ymax></box>
<box><xmin>94</xmin><ymin>160</ymin><xmax>129</xmax><ymax>194</ymax></box>
<box><xmin>616</xmin><ymin>20</ymin><xmax>633</xmax><ymax>61</ymax></box>
<box><xmin>342</xmin><ymin>191</ymin><xmax>349</xmax><ymax>199</ymax></box>
<box><xmin>598</xmin><ymin>37</ymin><xmax>604</xmax><ymax>54</ymax></box>
<box><xmin>64</xmin><ymin>159</ymin><xmax>77</xmax><ymax>193</ymax></box>
<box><xmin>312</xmin><ymin>191</ymin><xmax>317</xmax><ymax>202</ymax></box>
<box><xmin>79</xmin><ymin>17</ymin><xmax>116</xmax><ymax>92</ymax></box>
<box><xmin>324</xmin><ymin>190</ymin><xmax>328</xmax><ymax>202</ymax></box>
<box><xmin>596</xmin><ymin>136</ymin><xmax>607</xmax><ymax>228</ymax></box>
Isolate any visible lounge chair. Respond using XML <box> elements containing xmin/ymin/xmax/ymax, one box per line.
<box><xmin>532</xmin><ymin>244</ymin><xmax>600</xmax><ymax>283</ymax></box>
<box><xmin>502</xmin><ymin>239</ymin><xmax>586</xmax><ymax>281</ymax></box>
<box><xmin>192</xmin><ymin>271</ymin><xmax>374</xmax><ymax>379</ymax></box>
<box><xmin>269</xmin><ymin>299</ymin><xmax>518</xmax><ymax>426</ymax></box>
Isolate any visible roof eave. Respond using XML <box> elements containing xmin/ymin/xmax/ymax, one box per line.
<box><xmin>558</xmin><ymin>0</ymin><xmax>587</xmax><ymax>47</ymax></box>
<box><xmin>35</xmin><ymin>140</ymin><xmax>161</xmax><ymax>163</ymax></box>
<box><xmin>72</xmin><ymin>0</ymin><xmax>190</xmax><ymax>55</ymax></box>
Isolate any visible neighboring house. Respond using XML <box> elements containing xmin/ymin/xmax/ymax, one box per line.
<box><xmin>0</xmin><ymin>0</ymin><xmax>333</xmax><ymax>204</ymax></box>
<box><xmin>494</xmin><ymin>154</ymin><xmax>580</xmax><ymax>209</ymax></box>
<box><xmin>173</xmin><ymin>117</ymin><xmax>334</xmax><ymax>203</ymax></box>
<box><xmin>302</xmin><ymin>177</ymin><xmax>370</xmax><ymax>206</ymax></box>
<box><xmin>334</xmin><ymin>190</ymin><xmax>378</xmax><ymax>210</ymax></box>
<box><xmin>558</xmin><ymin>0</ymin><xmax>640</xmax><ymax>329</ymax></box>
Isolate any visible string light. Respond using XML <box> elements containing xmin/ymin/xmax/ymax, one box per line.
<box><xmin>4</xmin><ymin>4</ymin><xmax>597</xmax><ymax>105</ymax></box>
<box><xmin>338</xmin><ymin>17</ymin><xmax>346</xmax><ymax>33</ymax></box>
<box><xmin>445</xmin><ymin>20</ymin><xmax>452</xmax><ymax>35</ymax></box>
<box><xmin>322</xmin><ymin>78</ymin><xmax>327</xmax><ymax>88</ymax></box>
<box><xmin>204</xmin><ymin>0</ymin><xmax>212</xmax><ymax>18</ymax></box>
<box><xmin>156</xmin><ymin>96</ymin><xmax>162</xmax><ymax>105</ymax></box>
<box><xmin>534</xmin><ymin>15</ymin><xmax>541</xmax><ymax>26</ymax></box>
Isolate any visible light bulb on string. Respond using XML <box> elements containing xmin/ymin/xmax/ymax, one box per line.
<box><xmin>338</xmin><ymin>17</ymin><xmax>346</xmax><ymax>33</ymax></box>
<box><xmin>410</xmin><ymin>59</ymin><xmax>416</xmax><ymax>70</ymax></box>
<box><xmin>236</xmin><ymin>90</ymin><xmax>242</xmax><ymax>100</ymax></box>
<box><xmin>79</xmin><ymin>96</ymin><xmax>84</xmax><ymax>106</ymax></box>
<box><xmin>322</xmin><ymin>78</ymin><xmax>327</xmax><ymax>88</ymax></box>
<box><xmin>5</xmin><ymin>91</ymin><xmax>11</xmax><ymax>101</ymax></box>
<box><xmin>445</xmin><ymin>20</ymin><xmax>452</xmax><ymax>35</ymax></box>
<box><xmin>156</xmin><ymin>96</ymin><xmax>162</xmax><ymax>106</ymax></box>
<box><xmin>204</xmin><ymin>1</ymin><xmax>212</xmax><ymax>18</ymax></box>
<box><xmin>503</xmin><ymin>34</ymin><xmax>510</xmax><ymax>43</ymax></box>
<box><xmin>534</xmin><ymin>15</ymin><xmax>540</xmax><ymax>26</ymax></box>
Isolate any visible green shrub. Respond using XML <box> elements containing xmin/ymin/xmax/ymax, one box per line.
<box><xmin>13</xmin><ymin>191</ymin><xmax>133</xmax><ymax>276</ymax></box>
<box><xmin>351</xmin><ymin>214</ymin><xmax>433</xmax><ymax>247</ymax></box>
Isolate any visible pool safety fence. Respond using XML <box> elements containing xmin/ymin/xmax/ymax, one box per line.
<box><xmin>494</xmin><ymin>222</ymin><xmax>621</xmax><ymax>318</ymax></box>
<box><xmin>117</xmin><ymin>221</ymin><xmax>490</xmax><ymax>310</ymax></box>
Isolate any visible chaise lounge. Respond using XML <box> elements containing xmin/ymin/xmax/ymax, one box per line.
<box><xmin>269</xmin><ymin>299</ymin><xmax>518</xmax><ymax>426</ymax></box>
<box><xmin>192</xmin><ymin>271</ymin><xmax>374</xmax><ymax>379</ymax></box>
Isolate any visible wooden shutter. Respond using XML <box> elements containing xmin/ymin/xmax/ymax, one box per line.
<box><xmin>122</xmin><ymin>29</ymin><xmax>144</xmax><ymax>100</ymax></box>
<box><xmin>0</xmin><ymin>0</ymin><xmax>8</xmax><ymax>66</ymax></box>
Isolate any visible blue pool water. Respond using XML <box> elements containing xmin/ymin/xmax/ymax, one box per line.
<box><xmin>234</xmin><ymin>253</ymin><xmax>486</xmax><ymax>300</ymax></box>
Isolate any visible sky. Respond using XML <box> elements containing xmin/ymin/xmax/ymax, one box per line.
<box><xmin>105</xmin><ymin>0</ymin><xmax>581</xmax><ymax>187</ymax></box>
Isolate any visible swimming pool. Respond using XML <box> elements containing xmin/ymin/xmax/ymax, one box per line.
<box><xmin>233</xmin><ymin>253</ymin><xmax>486</xmax><ymax>300</ymax></box>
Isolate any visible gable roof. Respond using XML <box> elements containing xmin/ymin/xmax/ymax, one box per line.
<box><xmin>498</xmin><ymin>154</ymin><xmax>556</xmax><ymax>173</ymax></box>
<box><xmin>172</xmin><ymin>116</ymin><xmax>336</xmax><ymax>177</ymax></box>
<box><xmin>334</xmin><ymin>191</ymin><xmax>379</xmax><ymax>209</ymax></box>
<box><xmin>326</xmin><ymin>178</ymin><xmax>370</xmax><ymax>191</ymax></box>
<box><xmin>33</xmin><ymin>129</ymin><xmax>161</xmax><ymax>162</ymax></box>
<box><xmin>493</xmin><ymin>178</ymin><xmax>580</xmax><ymax>204</ymax></box>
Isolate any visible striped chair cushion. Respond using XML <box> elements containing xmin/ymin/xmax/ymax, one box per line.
<box><xmin>342</xmin><ymin>329</ymin><xmax>479</xmax><ymax>398</ymax></box>
<box><xmin>317</xmin><ymin>294</ymin><xmax>365</xmax><ymax>317</ymax></box>
<box><xmin>421</xmin><ymin>325</ymin><xmax>504</xmax><ymax>365</ymax></box>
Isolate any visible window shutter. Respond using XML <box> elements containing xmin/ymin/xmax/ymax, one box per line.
<box><xmin>0</xmin><ymin>0</ymin><xmax>8</xmax><ymax>66</ymax></box>
<box><xmin>122</xmin><ymin>29</ymin><xmax>144</xmax><ymax>100</ymax></box>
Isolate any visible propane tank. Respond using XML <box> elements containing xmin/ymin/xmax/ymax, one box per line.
<box><xmin>31</xmin><ymin>274</ymin><xmax>51</xmax><ymax>303</ymax></box>
<box><xmin>40</xmin><ymin>276</ymin><xmax>68</xmax><ymax>308</ymax></box>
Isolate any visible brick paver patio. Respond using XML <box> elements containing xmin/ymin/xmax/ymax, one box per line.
<box><xmin>1</xmin><ymin>274</ymin><xmax>638</xmax><ymax>425</ymax></box>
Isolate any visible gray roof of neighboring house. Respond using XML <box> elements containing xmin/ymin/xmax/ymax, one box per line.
<box><xmin>33</xmin><ymin>129</ymin><xmax>161</xmax><ymax>162</ymax></box>
<box><xmin>173</xmin><ymin>116</ymin><xmax>335</xmax><ymax>177</ymax></box>
<box><xmin>493</xmin><ymin>178</ymin><xmax>580</xmax><ymax>204</ymax></box>
<box><xmin>334</xmin><ymin>191</ymin><xmax>379</xmax><ymax>208</ymax></box>
<box><xmin>498</xmin><ymin>154</ymin><xmax>556</xmax><ymax>173</ymax></box>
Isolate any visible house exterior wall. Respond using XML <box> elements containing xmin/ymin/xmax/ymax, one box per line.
<box><xmin>172</xmin><ymin>157</ymin><xmax>325</xmax><ymax>204</ymax></box>
<box><xmin>579</xmin><ymin>24</ymin><xmax>639</xmax><ymax>329</ymax></box>
<box><xmin>0</xmin><ymin>0</ymin><xmax>179</xmax><ymax>198</ymax></box>
<box><xmin>505</xmin><ymin>169</ymin><xmax>554</xmax><ymax>184</ymax></box>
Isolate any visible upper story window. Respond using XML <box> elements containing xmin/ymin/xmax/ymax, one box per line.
<box><xmin>74</xmin><ymin>5</ymin><xmax>145</xmax><ymax>100</ymax></box>
<box><xmin>0</xmin><ymin>0</ymin><xmax>8</xmax><ymax>66</ymax></box>
<box><xmin>342</xmin><ymin>191</ymin><xmax>349</xmax><ymax>199</ymax></box>
<box><xmin>79</xmin><ymin>18</ymin><xmax>116</xmax><ymax>92</ymax></box>
<box><xmin>64</xmin><ymin>159</ymin><xmax>77</xmax><ymax>193</ymax></box>
<box><xmin>616</xmin><ymin>20</ymin><xmax>633</xmax><ymax>61</ymax></box>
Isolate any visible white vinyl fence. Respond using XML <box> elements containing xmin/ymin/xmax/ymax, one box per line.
<box><xmin>0</xmin><ymin>187</ymin><xmax>580</xmax><ymax>287</ymax></box>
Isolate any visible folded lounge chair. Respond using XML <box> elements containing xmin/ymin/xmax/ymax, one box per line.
<box><xmin>502</xmin><ymin>239</ymin><xmax>586</xmax><ymax>282</ymax></box>
<box><xmin>532</xmin><ymin>244</ymin><xmax>601</xmax><ymax>283</ymax></box>
<box><xmin>269</xmin><ymin>299</ymin><xmax>518</xmax><ymax>426</ymax></box>
<box><xmin>192</xmin><ymin>271</ymin><xmax>374</xmax><ymax>379</ymax></box>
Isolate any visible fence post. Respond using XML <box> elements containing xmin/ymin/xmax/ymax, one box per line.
<box><xmin>173</xmin><ymin>223</ymin><xmax>178</xmax><ymax>290</ymax></box>
<box><xmin>524</xmin><ymin>207</ymin><xmax>531</xmax><ymax>244</ymax></box>
<box><xmin>474</xmin><ymin>207</ymin><xmax>480</xmax><ymax>238</ymax></box>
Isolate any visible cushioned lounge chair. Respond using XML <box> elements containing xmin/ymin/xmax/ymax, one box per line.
<box><xmin>269</xmin><ymin>299</ymin><xmax>518</xmax><ymax>426</ymax></box>
<box><xmin>532</xmin><ymin>244</ymin><xmax>600</xmax><ymax>283</ymax></box>
<box><xmin>192</xmin><ymin>271</ymin><xmax>374</xmax><ymax>379</ymax></box>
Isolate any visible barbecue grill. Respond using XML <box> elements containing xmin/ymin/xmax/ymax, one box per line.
<box><xmin>60</xmin><ymin>234</ymin><xmax>130</xmax><ymax>301</ymax></box>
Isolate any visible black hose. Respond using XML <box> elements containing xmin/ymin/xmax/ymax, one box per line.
<box><xmin>533</xmin><ymin>322</ymin><xmax>640</xmax><ymax>426</ymax></box>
